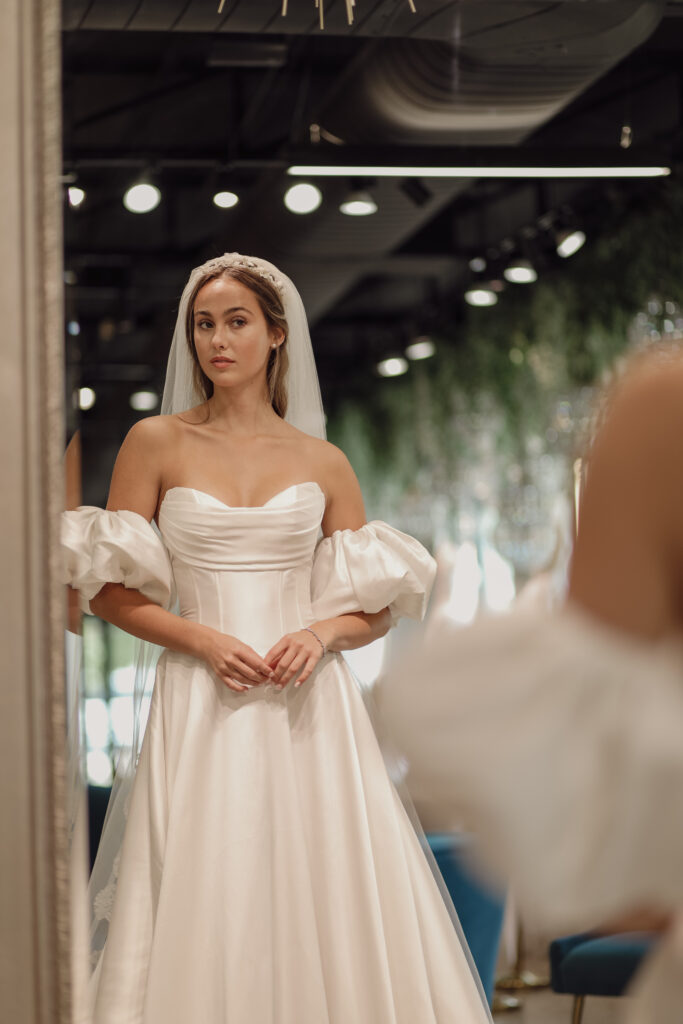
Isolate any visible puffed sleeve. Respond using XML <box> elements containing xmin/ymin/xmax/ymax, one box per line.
<box><xmin>310</xmin><ymin>520</ymin><xmax>436</xmax><ymax>626</ymax></box>
<box><xmin>61</xmin><ymin>506</ymin><xmax>176</xmax><ymax>615</ymax></box>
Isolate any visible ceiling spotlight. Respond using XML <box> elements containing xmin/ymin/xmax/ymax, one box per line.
<box><xmin>284</xmin><ymin>182</ymin><xmax>322</xmax><ymax>214</ymax></box>
<box><xmin>377</xmin><ymin>356</ymin><xmax>409</xmax><ymax>377</ymax></box>
<box><xmin>130</xmin><ymin>390</ymin><xmax>159</xmax><ymax>412</ymax></box>
<box><xmin>465</xmin><ymin>287</ymin><xmax>498</xmax><ymax>308</ymax></box>
<box><xmin>405</xmin><ymin>337</ymin><xmax>435</xmax><ymax>360</ymax></box>
<box><xmin>556</xmin><ymin>229</ymin><xmax>586</xmax><ymax>259</ymax></box>
<box><xmin>340</xmin><ymin>190</ymin><xmax>377</xmax><ymax>216</ymax></box>
<box><xmin>124</xmin><ymin>182</ymin><xmax>161</xmax><ymax>214</ymax></box>
<box><xmin>67</xmin><ymin>320</ymin><xmax>81</xmax><ymax>337</ymax></box>
<box><xmin>503</xmin><ymin>258</ymin><xmax>537</xmax><ymax>284</ymax></box>
<box><xmin>469</xmin><ymin>257</ymin><xmax>487</xmax><ymax>273</ymax></box>
<box><xmin>68</xmin><ymin>186</ymin><xmax>86</xmax><ymax>208</ymax></box>
<box><xmin>78</xmin><ymin>387</ymin><xmax>96</xmax><ymax>411</ymax></box>
<box><xmin>213</xmin><ymin>190</ymin><xmax>239</xmax><ymax>209</ymax></box>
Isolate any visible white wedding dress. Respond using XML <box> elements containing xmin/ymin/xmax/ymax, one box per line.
<box><xmin>62</xmin><ymin>481</ymin><xmax>489</xmax><ymax>1024</ymax></box>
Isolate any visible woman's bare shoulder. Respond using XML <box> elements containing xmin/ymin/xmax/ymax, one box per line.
<box><xmin>125</xmin><ymin>409</ymin><xmax>208</xmax><ymax>446</ymax></box>
<box><xmin>123</xmin><ymin>414</ymin><xmax>179</xmax><ymax>450</ymax></box>
<box><xmin>297</xmin><ymin>434</ymin><xmax>355</xmax><ymax>475</ymax></box>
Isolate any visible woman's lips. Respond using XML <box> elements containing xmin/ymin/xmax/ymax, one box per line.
<box><xmin>211</xmin><ymin>358</ymin><xmax>235</xmax><ymax>366</ymax></box>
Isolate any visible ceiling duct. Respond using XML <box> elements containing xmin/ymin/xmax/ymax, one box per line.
<box><xmin>62</xmin><ymin>0</ymin><xmax>664</xmax><ymax>41</ymax></box>
<box><xmin>317</xmin><ymin>1</ymin><xmax>666</xmax><ymax>143</ymax></box>
<box><xmin>62</xmin><ymin>0</ymin><xmax>667</xmax><ymax>324</ymax></box>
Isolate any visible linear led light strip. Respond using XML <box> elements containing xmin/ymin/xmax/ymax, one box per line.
<box><xmin>217</xmin><ymin>0</ymin><xmax>416</xmax><ymax>29</ymax></box>
<box><xmin>288</xmin><ymin>164</ymin><xmax>671</xmax><ymax>179</ymax></box>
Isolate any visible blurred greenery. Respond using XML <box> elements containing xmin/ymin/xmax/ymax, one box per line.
<box><xmin>328</xmin><ymin>177</ymin><xmax>683</xmax><ymax>519</ymax></box>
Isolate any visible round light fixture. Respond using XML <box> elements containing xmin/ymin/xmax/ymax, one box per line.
<box><xmin>556</xmin><ymin>229</ymin><xmax>586</xmax><ymax>259</ymax></box>
<box><xmin>465</xmin><ymin>287</ymin><xmax>498</xmax><ymax>308</ymax></box>
<box><xmin>68</xmin><ymin>186</ymin><xmax>86</xmax><ymax>208</ymax></box>
<box><xmin>339</xmin><ymin>190</ymin><xmax>377</xmax><ymax>216</ymax></box>
<box><xmin>469</xmin><ymin>256</ymin><xmax>487</xmax><ymax>273</ymax></box>
<box><xmin>67</xmin><ymin>320</ymin><xmax>81</xmax><ymax>337</ymax></box>
<box><xmin>78</xmin><ymin>387</ymin><xmax>96</xmax><ymax>411</ymax></box>
<box><xmin>405</xmin><ymin>337</ymin><xmax>435</xmax><ymax>360</ymax></box>
<box><xmin>284</xmin><ymin>182</ymin><xmax>322</xmax><ymax>215</ymax></box>
<box><xmin>377</xmin><ymin>356</ymin><xmax>409</xmax><ymax>378</ymax></box>
<box><xmin>213</xmin><ymin>190</ymin><xmax>239</xmax><ymax>209</ymax></box>
<box><xmin>503</xmin><ymin>258</ymin><xmax>537</xmax><ymax>284</ymax></box>
<box><xmin>130</xmin><ymin>390</ymin><xmax>159</xmax><ymax>412</ymax></box>
<box><xmin>123</xmin><ymin>182</ymin><xmax>161</xmax><ymax>214</ymax></box>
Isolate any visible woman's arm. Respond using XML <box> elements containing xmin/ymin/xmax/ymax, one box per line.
<box><xmin>86</xmin><ymin>416</ymin><xmax>211</xmax><ymax>656</ymax></box>
<box><xmin>266</xmin><ymin>445</ymin><xmax>392</xmax><ymax>688</ymax></box>
<box><xmin>84</xmin><ymin>419</ymin><xmax>274</xmax><ymax>690</ymax></box>
<box><xmin>313</xmin><ymin>443</ymin><xmax>392</xmax><ymax>651</ymax></box>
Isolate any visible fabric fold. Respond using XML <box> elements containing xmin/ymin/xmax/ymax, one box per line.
<box><xmin>310</xmin><ymin>520</ymin><xmax>437</xmax><ymax>626</ymax></box>
<box><xmin>61</xmin><ymin>506</ymin><xmax>176</xmax><ymax>615</ymax></box>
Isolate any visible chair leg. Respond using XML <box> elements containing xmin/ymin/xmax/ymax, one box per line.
<box><xmin>571</xmin><ymin>995</ymin><xmax>585</xmax><ymax>1024</ymax></box>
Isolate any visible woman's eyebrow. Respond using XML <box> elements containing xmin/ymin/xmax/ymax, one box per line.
<box><xmin>194</xmin><ymin>306</ymin><xmax>250</xmax><ymax>317</ymax></box>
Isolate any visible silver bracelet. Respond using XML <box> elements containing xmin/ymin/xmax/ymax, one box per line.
<box><xmin>303</xmin><ymin>626</ymin><xmax>327</xmax><ymax>657</ymax></box>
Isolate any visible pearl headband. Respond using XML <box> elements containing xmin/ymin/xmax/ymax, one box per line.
<box><xmin>197</xmin><ymin>254</ymin><xmax>285</xmax><ymax>297</ymax></box>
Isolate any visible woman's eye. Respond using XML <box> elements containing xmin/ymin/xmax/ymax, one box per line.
<box><xmin>197</xmin><ymin>320</ymin><xmax>213</xmax><ymax>329</ymax></box>
<box><xmin>231</xmin><ymin>318</ymin><xmax>247</xmax><ymax>328</ymax></box>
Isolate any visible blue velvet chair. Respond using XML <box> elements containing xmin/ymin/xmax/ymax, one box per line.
<box><xmin>549</xmin><ymin>931</ymin><xmax>656</xmax><ymax>1024</ymax></box>
<box><xmin>426</xmin><ymin>832</ymin><xmax>505</xmax><ymax>1005</ymax></box>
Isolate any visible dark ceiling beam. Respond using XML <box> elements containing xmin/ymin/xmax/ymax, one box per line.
<box><xmin>64</xmin><ymin>144</ymin><xmax>676</xmax><ymax>172</ymax></box>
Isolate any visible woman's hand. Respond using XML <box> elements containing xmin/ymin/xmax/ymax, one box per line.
<box><xmin>264</xmin><ymin>628</ymin><xmax>329</xmax><ymax>690</ymax></box>
<box><xmin>201</xmin><ymin>628</ymin><xmax>275</xmax><ymax>693</ymax></box>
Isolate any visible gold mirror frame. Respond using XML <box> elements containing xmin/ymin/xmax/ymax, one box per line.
<box><xmin>0</xmin><ymin>0</ymin><xmax>74</xmax><ymax>1021</ymax></box>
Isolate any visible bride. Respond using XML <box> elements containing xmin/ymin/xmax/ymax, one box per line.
<box><xmin>62</xmin><ymin>253</ymin><xmax>491</xmax><ymax>1023</ymax></box>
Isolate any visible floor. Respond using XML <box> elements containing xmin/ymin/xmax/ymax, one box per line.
<box><xmin>492</xmin><ymin>984</ymin><xmax>623</xmax><ymax>1024</ymax></box>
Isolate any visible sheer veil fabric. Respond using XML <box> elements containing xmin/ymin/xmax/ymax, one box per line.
<box><xmin>68</xmin><ymin>252</ymin><xmax>491</xmax><ymax>1018</ymax></box>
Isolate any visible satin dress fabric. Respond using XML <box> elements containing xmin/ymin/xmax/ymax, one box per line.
<box><xmin>62</xmin><ymin>482</ymin><xmax>489</xmax><ymax>1024</ymax></box>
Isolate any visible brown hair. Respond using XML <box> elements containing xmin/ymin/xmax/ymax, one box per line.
<box><xmin>184</xmin><ymin>265</ymin><xmax>289</xmax><ymax>418</ymax></box>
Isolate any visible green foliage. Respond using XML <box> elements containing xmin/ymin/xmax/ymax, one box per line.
<box><xmin>328</xmin><ymin>177</ymin><xmax>683</xmax><ymax>514</ymax></box>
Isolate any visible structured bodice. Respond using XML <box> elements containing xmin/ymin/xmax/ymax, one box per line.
<box><xmin>157</xmin><ymin>483</ymin><xmax>325</xmax><ymax>651</ymax></box>
<box><xmin>61</xmin><ymin>483</ymin><xmax>437</xmax><ymax>657</ymax></box>
<box><xmin>158</xmin><ymin>482</ymin><xmax>325</xmax><ymax>571</ymax></box>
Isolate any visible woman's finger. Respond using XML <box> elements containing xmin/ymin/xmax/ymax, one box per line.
<box><xmin>234</xmin><ymin>659</ymin><xmax>271</xmax><ymax>685</ymax></box>
<box><xmin>221</xmin><ymin>675</ymin><xmax>248</xmax><ymax>693</ymax></box>
<box><xmin>263</xmin><ymin>638</ymin><xmax>288</xmax><ymax>666</ymax></box>
<box><xmin>294</xmin><ymin>656</ymin><xmax>318</xmax><ymax>688</ymax></box>
<box><xmin>278</xmin><ymin>653</ymin><xmax>309</xmax><ymax>688</ymax></box>
<box><xmin>271</xmin><ymin>649</ymin><xmax>299</xmax><ymax>685</ymax></box>
<box><xmin>238</xmin><ymin>647</ymin><xmax>275</xmax><ymax>678</ymax></box>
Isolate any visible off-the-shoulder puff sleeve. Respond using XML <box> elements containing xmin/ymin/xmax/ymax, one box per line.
<box><xmin>310</xmin><ymin>520</ymin><xmax>436</xmax><ymax>626</ymax></box>
<box><xmin>61</xmin><ymin>506</ymin><xmax>176</xmax><ymax>615</ymax></box>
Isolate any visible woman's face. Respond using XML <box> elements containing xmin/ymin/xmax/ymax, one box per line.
<box><xmin>192</xmin><ymin>274</ymin><xmax>282</xmax><ymax>394</ymax></box>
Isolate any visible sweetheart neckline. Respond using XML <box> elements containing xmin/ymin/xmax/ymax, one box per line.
<box><xmin>159</xmin><ymin>480</ymin><xmax>325</xmax><ymax>514</ymax></box>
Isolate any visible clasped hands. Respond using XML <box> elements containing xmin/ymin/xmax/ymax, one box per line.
<box><xmin>203</xmin><ymin>625</ymin><xmax>329</xmax><ymax>694</ymax></box>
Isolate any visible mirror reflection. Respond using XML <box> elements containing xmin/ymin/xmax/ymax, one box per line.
<box><xmin>61</xmin><ymin>2</ymin><xmax>682</xmax><ymax>1021</ymax></box>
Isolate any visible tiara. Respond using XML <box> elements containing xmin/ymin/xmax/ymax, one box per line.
<box><xmin>217</xmin><ymin>0</ymin><xmax>416</xmax><ymax>30</ymax></box>
<box><xmin>198</xmin><ymin>253</ymin><xmax>286</xmax><ymax>296</ymax></box>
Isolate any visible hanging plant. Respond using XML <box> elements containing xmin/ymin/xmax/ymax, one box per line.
<box><xmin>327</xmin><ymin>177</ymin><xmax>683</xmax><ymax>533</ymax></box>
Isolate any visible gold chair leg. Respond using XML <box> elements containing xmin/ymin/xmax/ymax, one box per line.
<box><xmin>572</xmin><ymin>995</ymin><xmax>585</xmax><ymax>1024</ymax></box>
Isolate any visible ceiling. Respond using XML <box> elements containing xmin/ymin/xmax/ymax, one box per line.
<box><xmin>61</xmin><ymin>0</ymin><xmax>683</xmax><ymax>499</ymax></box>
